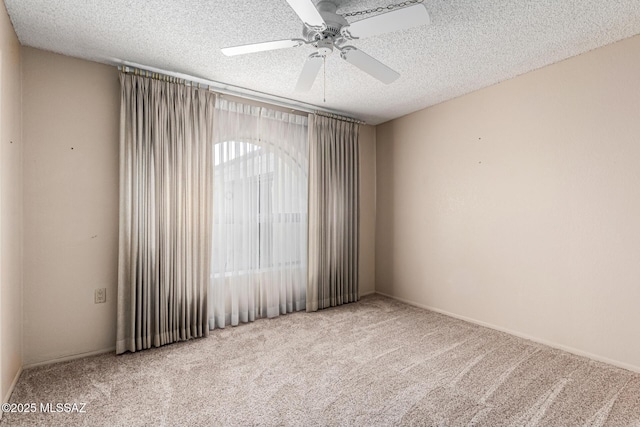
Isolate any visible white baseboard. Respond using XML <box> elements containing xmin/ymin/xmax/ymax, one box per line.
<box><xmin>23</xmin><ymin>347</ymin><xmax>115</xmax><ymax>370</ymax></box>
<box><xmin>360</xmin><ymin>290</ymin><xmax>376</xmax><ymax>297</ymax></box>
<box><xmin>375</xmin><ymin>291</ymin><xmax>640</xmax><ymax>374</ymax></box>
<box><xmin>2</xmin><ymin>365</ymin><xmax>23</xmax><ymax>409</ymax></box>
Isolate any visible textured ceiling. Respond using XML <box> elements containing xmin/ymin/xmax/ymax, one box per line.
<box><xmin>5</xmin><ymin>0</ymin><xmax>640</xmax><ymax>124</ymax></box>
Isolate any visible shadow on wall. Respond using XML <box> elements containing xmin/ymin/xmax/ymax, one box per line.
<box><xmin>374</xmin><ymin>120</ymin><xmax>395</xmax><ymax>294</ymax></box>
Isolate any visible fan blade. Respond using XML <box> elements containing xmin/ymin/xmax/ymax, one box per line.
<box><xmin>221</xmin><ymin>39</ymin><xmax>303</xmax><ymax>56</ymax></box>
<box><xmin>285</xmin><ymin>0</ymin><xmax>326</xmax><ymax>29</ymax></box>
<box><xmin>341</xmin><ymin>4</ymin><xmax>430</xmax><ymax>39</ymax></box>
<box><xmin>295</xmin><ymin>54</ymin><xmax>323</xmax><ymax>92</ymax></box>
<box><xmin>341</xmin><ymin>47</ymin><xmax>399</xmax><ymax>84</ymax></box>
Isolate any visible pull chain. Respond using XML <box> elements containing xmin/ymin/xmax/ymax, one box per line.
<box><xmin>323</xmin><ymin>56</ymin><xmax>326</xmax><ymax>103</ymax></box>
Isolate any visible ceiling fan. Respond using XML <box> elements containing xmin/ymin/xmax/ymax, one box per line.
<box><xmin>221</xmin><ymin>0</ymin><xmax>431</xmax><ymax>92</ymax></box>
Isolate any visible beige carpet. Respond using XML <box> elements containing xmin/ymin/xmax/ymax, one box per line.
<box><xmin>2</xmin><ymin>294</ymin><xmax>639</xmax><ymax>426</ymax></box>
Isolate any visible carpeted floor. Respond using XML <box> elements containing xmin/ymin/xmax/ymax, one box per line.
<box><xmin>2</xmin><ymin>294</ymin><xmax>639</xmax><ymax>426</ymax></box>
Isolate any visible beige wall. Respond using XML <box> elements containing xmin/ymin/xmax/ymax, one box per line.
<box><xmin>359</xmin><ymin>124</ymin><xmax>376</xmax><ymax>295</ymax></box>
<box><xmin>376</xmin><ymin>34</ymin><xmax>640</xmax><ymax>371</ymax></box>
<box><xmin>22</xmin><ymin>48</ymin><xmax>120</xmax><ymax>366</ymax></box>
<box><xmin>0</xmin><ymin>1</ymin><xmax>23</xmax><ymax>403</ymax></box>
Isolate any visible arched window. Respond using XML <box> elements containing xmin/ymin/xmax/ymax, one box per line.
<box><xmin>209</xmin><ymin>100</ymin><xmax>308</xmax><ymax>328</ymax></box>
<box><xmin>212</xmin><ymin>139</ymin><xmax>306</xmax><ymax>275</ymax></box>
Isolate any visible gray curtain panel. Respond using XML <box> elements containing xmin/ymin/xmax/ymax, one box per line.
<box><xmin>116</xmin><ymin>73</ymin><xmax>215</xmax><ymax>354</ymax></box>
<box><xmin>307</xmin><ymin>115</ymin><xmax>360</xmax><ymax>311</ymax></box>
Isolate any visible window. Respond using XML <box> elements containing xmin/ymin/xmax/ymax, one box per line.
<box><xmin>212</xmin><ymin>140</ymin><xmax>305</xmax><ymax>276</ymax></box>
<box><xmin>209</xmin><ymin>100</ymin><xmax>308</xmax><ymax>327</ymax></box>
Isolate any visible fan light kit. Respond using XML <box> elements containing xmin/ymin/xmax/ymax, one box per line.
<box><xmin>221</xmin><ymin>0</ymin><xmax>431</xmax><ymax>93</ymax></box>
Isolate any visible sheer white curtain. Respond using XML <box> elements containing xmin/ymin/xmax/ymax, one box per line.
<box><xmin>209</xmin><ymin>99</ymin><xmax>308</xmax><ymax>329</ymax></box>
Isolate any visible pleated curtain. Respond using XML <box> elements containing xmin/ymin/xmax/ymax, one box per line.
<box><xmin>307</xmin><ymin>115</ymin><xmax>360</xmax><ymax>311</ymax></box>
<box><xmin>209</xmin><ymin>99</ymin><xmax>308</xmax><ymax>328</ymax></box>
<box><xmin>116</xmin><ymin>73</ymin><xmax>215</xmax><ymax>354</ymax></box>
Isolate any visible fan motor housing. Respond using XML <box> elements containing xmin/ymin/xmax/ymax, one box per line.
<box><xmin>303</xmin><ymin>0</ymin><xmax>347</xmax><ymax>42</ymax></box>
<box><xmin>316</xmin><ymin>38</ymin><xmax>334</xmax><ymax>56</ymax></box>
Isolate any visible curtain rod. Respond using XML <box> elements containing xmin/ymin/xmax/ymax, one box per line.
<box><xmin>117</xmin><ymin>64</ymin><xmax>365</xmax><ymax>124</ymax></box>
<box><xmin>314</xmin><ymin>111</ymin><xmax>365</xmax><ymax>125</ymax></box>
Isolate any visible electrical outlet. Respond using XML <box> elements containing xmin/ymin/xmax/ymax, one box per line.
<box><xmin>95</xmin><ymin>288</ymin><xmax>106</xmax><ymax>304</ymax></box>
